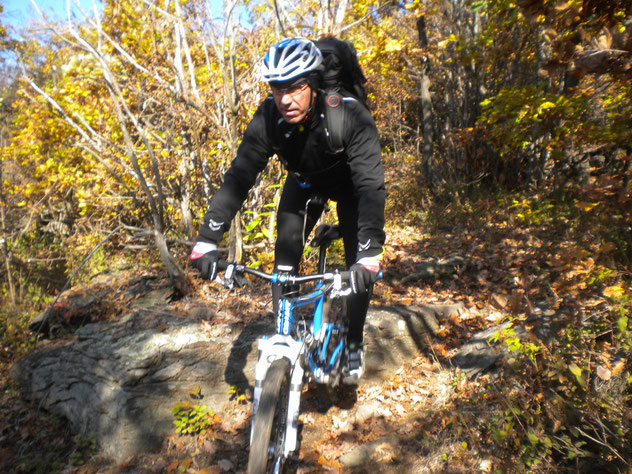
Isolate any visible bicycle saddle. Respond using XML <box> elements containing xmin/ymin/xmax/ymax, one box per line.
<box><xmin>310</xmin><ymin>224</ymin><xmax>342</xmax><ymax>248</ymax></box>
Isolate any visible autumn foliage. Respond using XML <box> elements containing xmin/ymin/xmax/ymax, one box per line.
<box><xmin>0</xmin><ymin>0</ymin><xmax>631</xmax><ymax>471</ymax></box>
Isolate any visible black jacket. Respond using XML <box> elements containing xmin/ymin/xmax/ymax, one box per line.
<box><xmin>198</xmin><ymin>92</ymin><xmax>385</xmax><ymax>258</ymax></box>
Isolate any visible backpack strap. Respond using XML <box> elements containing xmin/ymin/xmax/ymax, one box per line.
<box><xmin>322</xmin><ymin>91</ymin><xmax>346</xmax><ymax>153</ymax></box>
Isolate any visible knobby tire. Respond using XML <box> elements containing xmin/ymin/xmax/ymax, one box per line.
<box><xmin>248</xmin><ymin>358</ymin><xmax>292</xmax><ymax>474</ymax></box>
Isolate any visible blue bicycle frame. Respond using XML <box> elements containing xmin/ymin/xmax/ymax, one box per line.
<box><xmin>274</xmin><ymin>276</ymin><xmax>347</xmax><ymax>382</ymax></box>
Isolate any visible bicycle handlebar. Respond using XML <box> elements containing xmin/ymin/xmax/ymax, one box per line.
<box><xmin>218</xmin><ymin>259</ymin><xmax>351</xmax><ymax>287</ymax></box>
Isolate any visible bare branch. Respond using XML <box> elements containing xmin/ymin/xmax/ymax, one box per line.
<box><xmin>273</xmin><ymin>0</ymin><xmax>288</xmax><ymax>36</ymax></box>
<box><xmin>174</xmin><ymin>0</ymin><xmax>203</xmax><ymax>106</ymax></box>
<box><xmin>332</xmin><ymin>0</ymin><xmax>349</xmax><ymax>36</ymax></box>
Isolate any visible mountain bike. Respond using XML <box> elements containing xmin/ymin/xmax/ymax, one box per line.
<box><xmin>217</xmin><ymin>224</ymin><xmax>359</xmax><ymax>473</ymax></box>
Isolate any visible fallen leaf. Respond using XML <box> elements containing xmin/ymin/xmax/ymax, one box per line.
<box><xmin>197</xmin><ymin>467</ymin><xmax>221</xmax><ymax>474</ymax></box>
<box><xmin>167</xmin><ymin>460</ymin><xmax>180</xmax><ymax>474</ymax></box>
<box><xmin>301</xmin><ymin>413</ymin><xmax>315</xmax><ymax>425</ymax></box>
<box><xmin>596</xmin><ymin>365</ymin><xmax>611</xmax><ymax>381</ymax></box>
<box><xmin>603</xmin><ymin>286</ymin><xmax>625</xmax><ymax>298</ymax></box>
<box><xmin>612</xmin><ymin>358</ymin><xmax>626</xmax><ymax>376</ymax></box>
<box><xmin>491</xmin><ymin>293</ymin><xmax>508</xmax><ymax>310</ymax></box>
<box><xmin>374</xmin><ymin>442</ymin><xmax>397</xmax><ymax>462</ymax></box>
<box><xmin>508</xmin><ymin>290</ymin><xmax>525</xmax><ymax>314</ymax></box>
<box><xmin>553</xmin><ymin>419</ymin><xmax>563</xmax><ymax>432</ymax></box>
<box><xmin>575</xmin><ymin>201</ymin><xmax>600</xmax><ymax>212</ymax></box>
<box><xmin>569</xmin><ymin>363</ymin><xmax>586</xmax><ymax>389</ymax></box>
<box><xmin>317</xmin><ymin>455</ymin><xmax>341</xmax><ymax>468</ymax></box>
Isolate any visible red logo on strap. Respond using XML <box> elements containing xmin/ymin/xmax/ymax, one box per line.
<box><xmin>327</xmin><ymin>95</ymin><xmax>341</xmax><ymax>108</ymax></box>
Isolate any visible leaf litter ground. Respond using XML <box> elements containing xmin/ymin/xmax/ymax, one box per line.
<box><xmin>2</xmin><ymin>194</ymin><xmax>630</xmax><ymax>472</ymax></box>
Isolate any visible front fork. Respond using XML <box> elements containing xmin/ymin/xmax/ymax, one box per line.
<box><xmin>251</xmin><ymin>334</ymin><xmax>305</xmax><ymax>456</ymax></box>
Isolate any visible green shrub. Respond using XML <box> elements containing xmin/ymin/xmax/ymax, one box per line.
<box><xmin>172</xmin><ymin>401</ymin><xmax>217</xmax><ymax>436</ymax></box>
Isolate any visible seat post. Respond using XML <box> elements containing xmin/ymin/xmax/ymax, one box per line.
<box><xmin>317</xmin><ymin>243</ymin><xmax>329</xmax><ymax>273</ymax></box>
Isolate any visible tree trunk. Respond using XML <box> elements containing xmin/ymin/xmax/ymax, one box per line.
<box><xmin>417</xmin><ymin>13</ymin><xmax>435</xmax><ymax>182</ymax></box>
<box><xmin>179</xmin><ymin>152</ymin><xmax>194</xmax><ymax>240</ymax></box>
<box><xmin>0</xmin><ymin>159</ymin><xmax>16</xmax><ymax>305</ymax></box>
<box><xmin>154</xmin><ymin>229</ymin><xmax>189</xmax><ymax>295</ymax></box>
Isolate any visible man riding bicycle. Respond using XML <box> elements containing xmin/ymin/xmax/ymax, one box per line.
<box><xmin>190</xmin><ymin>38</ymin><xmax>385</xmax><ymax>384</ymax></box>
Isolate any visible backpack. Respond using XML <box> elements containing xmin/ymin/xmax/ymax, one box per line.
<box><xmin>313</xmin><ymin>37</ymin><xmax>368</xmax><ymax>153</ymax></box>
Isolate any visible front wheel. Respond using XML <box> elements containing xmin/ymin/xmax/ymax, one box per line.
<box><xmin>248</xmin><ymin>358</ymin><xmax>292</xmax><ymax>474</ymax></box>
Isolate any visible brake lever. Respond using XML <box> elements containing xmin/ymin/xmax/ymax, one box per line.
<box><xmin>329</xmin><ymin>272</ymin><xmax>353</xmax><ymax>298</ymax></box>
<box><xmin>216</xmin><ymin>263</ymin><xmax>235</xmax><ymax>289</ymax></box>
<box><xmin>215</xmin><ymin>263</ymin><xmax>249</xmax><ymax>289</ymax></box>
<box><xmin>232</xmin><ymin>273</ymin><xmax>248</xmax><ymax>288</ymax></box>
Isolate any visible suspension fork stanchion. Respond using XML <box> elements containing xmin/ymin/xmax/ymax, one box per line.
<box><xmin>284</xmin><ymin>360</ymin><xmax>305</xmax><ymax>455</ymax></box>
<box><xmin>251</xmin><ymin>346</ymin><xmax>270</xmax><ymax>436</ymax></box>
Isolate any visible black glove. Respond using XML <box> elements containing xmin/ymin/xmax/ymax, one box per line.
<box><xmin>349</xmin><ymin>257</ymin><xmax>382</xmax><ymax>294</ymax></box>
<box><xmin>190</xmin><ymin>242</ymin><xmax>221</xmax><ymax>280</ymax></box>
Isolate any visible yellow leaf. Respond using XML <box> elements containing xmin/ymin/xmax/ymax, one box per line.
<box><xmin>575</xmin><ymin>201</ymin><xmax>600</xmax><ymax>212</ymax></box>
<box><xmin>603</xmin><ymin>286</ymin><xmax>625</xmax><ymax>298</ymax></box>
<box><xmin>569</xmin><ymin>363</ymin><xmax>586</xmax><ymax>389</ymax></box>
<box><xmin>537</xmin><ymin>101</ymin><xmax>556</xmax><ymax>113</ymax></box>
<box><xmin>384</xmin><ymin>39</ymin><xmax>403</xmax><ymax>53</ymax></box>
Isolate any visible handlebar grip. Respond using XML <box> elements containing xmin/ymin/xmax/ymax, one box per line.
<box><xmin>336</xmin><ymin>270</ymin><xmax>381</xmax><ymax>282</ymax></box>
<box><xmin>217</xmin><ymin>259</ymin><xmax>230</xmax><ymax>272</ymax></box>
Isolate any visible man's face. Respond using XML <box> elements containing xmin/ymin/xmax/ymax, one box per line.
<box><xmin>271</xmin><ymin>81</ymin><xmax>315</xmax><ymax>124</ymax></box>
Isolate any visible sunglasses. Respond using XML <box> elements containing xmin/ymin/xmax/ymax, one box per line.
<box><xmin>270</xmin><ymin>81</ymin><xmax>309</xmax><ymax>98</ymax></box>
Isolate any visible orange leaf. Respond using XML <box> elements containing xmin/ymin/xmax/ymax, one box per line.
<box><xmin>433</xmin><ymin>344</ymin><xmax>447</xmax><ymax>357</ymax></box>
<box><xmin>197</xmin><ymin>468</ymin><xmax>221</xmax><ymax>474</ymax></box>
<box><xmin>508</xmin><ymin>290</ymin><xmax>525</xmax><ymax>314</ymax></box>
<box><xmin>612</xmin><ymin>358</ymin><xmax>626</xmax><ymax>376</ymax></box>
<box><xmin>317</xmin><ymin>455</ymin><xmax>342</xmax><ymax>468</ymax></box>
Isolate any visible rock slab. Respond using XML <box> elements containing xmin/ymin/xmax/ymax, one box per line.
<box><xmin>10</xmin><ymin>303</ymin><xmax>459</xmax><ymax>462</ymax></box>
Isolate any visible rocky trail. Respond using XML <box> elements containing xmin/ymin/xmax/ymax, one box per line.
<box><xmin>4</xmin><ymin>222</ymin><xmax>573</xmax><ymax>473</ymax></box>
<box><xmin>5</xmin><ymin>258</ymin><xmax>512</xmax><ymax>473</ymax></box>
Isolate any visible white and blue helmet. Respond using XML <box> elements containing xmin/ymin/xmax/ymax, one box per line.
<box><xmin>261</xmin><ymin>38</ymin><xmax>323</xmax><ymax>85</ymax></box>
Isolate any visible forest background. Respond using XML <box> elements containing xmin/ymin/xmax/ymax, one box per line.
<box><xmin>0</xmin><ymin>0</ymin><xmax>631</xmax><ymax>471</ymax></box>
